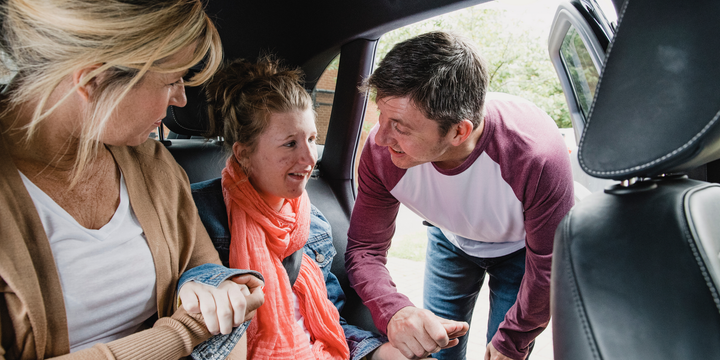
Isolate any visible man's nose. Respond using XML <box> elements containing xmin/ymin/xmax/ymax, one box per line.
<box><xmin>375</xmin><ymin>119</ymin><xmax>393</xmax><ymax>147</ymax></box>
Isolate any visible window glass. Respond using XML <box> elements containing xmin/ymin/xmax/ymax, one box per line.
<box><xmin>560</xmin><ymin>26</ymin><xmax>599</xmax><ymax>119</ymax></box>
<box><xmin>312</xmin><ymin>55</ymin><xmax>339</xmax><ymax>146</ymax></box>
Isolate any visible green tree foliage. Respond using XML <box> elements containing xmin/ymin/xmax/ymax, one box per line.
<box><xmin>376</xmin><ymin>5</ymin><xmax>572</xmax><ymax>128</ymax></box>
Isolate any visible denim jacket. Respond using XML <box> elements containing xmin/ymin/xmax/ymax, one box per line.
<box><xmin>184</xmin><ymin>178</ymin><xmax>386</xmax><ymax>360</ymax></box>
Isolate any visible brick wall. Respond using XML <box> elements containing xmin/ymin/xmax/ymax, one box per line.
<box><xmin>313</xmin><ymin>65</ymin><xmax>383</xmax><ymax>182</ymax></box>
<box><xmin>314</xmin><ymin>67</ymin><xmax>338</xmax><ymax>145</ymax></box>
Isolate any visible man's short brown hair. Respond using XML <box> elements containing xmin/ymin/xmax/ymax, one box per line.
<box><xmin>363</xmin><ymin>31</ymin><xmax>489</xmax><ymax>135</ymax></box>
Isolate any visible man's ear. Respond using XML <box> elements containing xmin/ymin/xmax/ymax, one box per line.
<box><xmin>72</xmin><ymin>65</ymin><xmax>103</xmax><ymax>102</ymax></box>
<box><xmin>448</xmin><ymin>119</ymin><xmax>475</xmax><ymax>146</ymax></box>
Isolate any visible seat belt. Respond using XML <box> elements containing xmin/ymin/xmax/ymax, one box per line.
<box><xmin>282</xmin><ymin>247</ymin><xmax>304</xmax><ymax>287</ymax></box>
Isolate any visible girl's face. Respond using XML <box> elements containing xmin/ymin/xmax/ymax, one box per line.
<box><xmin>237</xmin><ymin>108</ymin><xmax>318</xmax><ymax>211</ymax></box>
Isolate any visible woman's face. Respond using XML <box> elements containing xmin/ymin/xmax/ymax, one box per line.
<box><xmin>240</xmin><ymin>108</ymin><xmax>318</xmax><ymax>210</ymax></box>
<box><xmin>100</xmin><ymin>47</ymin><xmax>191</xmax><ymax>146</ymax></box>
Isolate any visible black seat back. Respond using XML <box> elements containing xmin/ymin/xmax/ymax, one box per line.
<box><xmin>552</xmin><ymin>0</ymin><xmax>720</xmax><ymax>358</ymax></box>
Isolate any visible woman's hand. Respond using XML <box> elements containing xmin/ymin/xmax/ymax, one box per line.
<box><xmin>369</xmin><ymin>342</ymin><xmax>432</xmax><ymax>360</ymax></box>
<box><xmin>178</xmin><ymin>274</ymin><xmax>265</xmax><ymax>335</ymax></box>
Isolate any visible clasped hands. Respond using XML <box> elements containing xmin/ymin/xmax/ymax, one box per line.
<box><xmin>178</xmin><ymin>274</ymin><xmax>265</xmax><ymax>335</ymax></box>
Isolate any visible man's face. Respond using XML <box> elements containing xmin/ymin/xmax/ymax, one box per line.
<box><xmin>374</xmin><ymin>96</ymin><xmax>454</xmax><ymax>169</ymax></box>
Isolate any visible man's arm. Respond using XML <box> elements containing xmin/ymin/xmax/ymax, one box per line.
<box><xmin>345</xmin><ymin>134</ymin><xmax>468</xmax><ymax>359</ymax></box>
<box><xmin>345</xmin><ymin>135</ymin><xmax>410</xmax><ymax>334</ymax></box>
<box><xmin>490</xmin><ymin>148</ymin><xmax>575</xmax><ymax>360</ymax></box>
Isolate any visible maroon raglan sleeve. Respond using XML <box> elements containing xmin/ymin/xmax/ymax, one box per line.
<box><xmin>345</xmin><ymin>127</ymin><xmax>413</xmax><ymax>335</ymax></box>
<box><xmin>490</xmin><ymin>115</ymin><xmax>575</xmax><ymax>359</ymax></box>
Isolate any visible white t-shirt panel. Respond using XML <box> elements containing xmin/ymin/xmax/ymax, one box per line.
<box><xmin>19</xmin><ymin>171</ymin><xmax>157</xmax><ymax>352</ymax></box>
<box><xmin>390</xmin><ymin>152</ymin><xmax>526</xmax><ymax>258</ymax></box>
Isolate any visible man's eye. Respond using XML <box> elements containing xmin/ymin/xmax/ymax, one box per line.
<box><xmin>392</xmin><ymin>121</ymin><xmax>407</xmax><ymax>134</ymax></box>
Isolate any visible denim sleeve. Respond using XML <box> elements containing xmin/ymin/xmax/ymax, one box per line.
<box><xmin>190</xmin><ymin>320</ymin><xmax>251</xmax><ymax>360</ymax></box>
<box><xmin>326</xmin><ymin>255</ymin><xmax>386</xmax><ymax>360</ymax></box>
<box><xmin>177</xmin><ymin>263</ymin><xmax>264</xmax><ymax>360</ymax></box>
<box><xmin>177</xmin><ymin>263</ymin><xmax>263</xmax><ymax>294</ymax></box>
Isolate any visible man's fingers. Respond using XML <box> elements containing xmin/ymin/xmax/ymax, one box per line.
<box><xmin>420</xmin><ymin>312</ymin><xmax>450</xmax><ymax>348</ymax></box>
<box><xmin>442</xmin><ymin>338</ymin><xmax>460</xmax><ymax>350</ymax></box>
<box><xmin>439</xmin><ymin>318</ymin><xmax>470</xmax><ymax>338</ymax></box>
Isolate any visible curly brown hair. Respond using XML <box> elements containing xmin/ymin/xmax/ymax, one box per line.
<box><xmin>205</xmin><ymin>57</ymin><xmax>314</xmax><ymax>158</ymax></box>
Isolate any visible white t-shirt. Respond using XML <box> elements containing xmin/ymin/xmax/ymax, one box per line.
<box><xmin>20</xmin><ymin>171</ymin><xmax>157</xmax><ymax>352</ymax></box>
<box><xmin>293</xmin><ymin>291</ymin><xmax>313</xmax><ymax>349</ymax></box>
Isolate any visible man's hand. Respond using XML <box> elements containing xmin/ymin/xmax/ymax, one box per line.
<box><xmin>484</xmin><ymin>342</ymin><xmax>515</xmax><ymax>360</ymax></box>
<box><xmin>387</xmin><ymin>306</ymin><xmax>469</xmax><ymax>359</ymax></box>
<box><xmin>369</xmin><ymin>342</ymin><xmax>432</xmax><ymax>360</ymax></box>
<box><xmin>178</xmin><ymin>274</ymin><xmax>264</xmax><ymax>335</ymax></box>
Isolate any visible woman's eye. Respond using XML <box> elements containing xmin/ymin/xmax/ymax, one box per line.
<box><xmin>284</xmin><ymin>141</ymin><xmax>296</xmax><ymax>147</ymax></box>
<box><xmin>309</xmin><ymin>136</ymin><xmax>317</xmax><ymax>144</ymax></box>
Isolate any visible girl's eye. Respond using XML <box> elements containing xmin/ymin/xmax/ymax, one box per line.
<box><xmin>284</xmin><ymin>141</ymin><xmax>297</xmax><ymax>148</ymax></box>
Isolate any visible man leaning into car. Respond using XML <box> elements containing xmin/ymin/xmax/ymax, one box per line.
<box><xmin>345</xmin><ymin>31</ymin><xmax>574</xmax><ymax>360</ymax></box>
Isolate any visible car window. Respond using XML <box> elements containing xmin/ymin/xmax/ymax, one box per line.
<box><xmin>312</xmin><ymin>55</ymin><xmax>340</xmax><ymax>146</ymax></box>
<box><xmin>560</xmin><ymin>26</ymin><xmax>599</xmax><ymax>120</ymax></box>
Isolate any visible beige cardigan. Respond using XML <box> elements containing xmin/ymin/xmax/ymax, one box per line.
<box><xmin>0</xmin><ymin>136</ymin><xmax>223</xmax><ymax>359</ymax></box>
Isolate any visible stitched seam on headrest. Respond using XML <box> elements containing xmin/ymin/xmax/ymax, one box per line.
<box><xmin>169</xmin><ymin>106</ymin><xmax>203</xmax><ymax>134</ymax></box>
<box><xmin>562</xmin><ymin>210</ymin><xmax>602</xmax><ymax>360</ymax></box>
<box><xmin>576</xmin><ymin>0</ymin><xmax>720</xmax><ymax>178</ymax></box>
<box><xmin>582</xmin><ymin>109</ymin><xmax>720</xmax><ymax>177</ymax></box>
<box><xmin>577</xmin><ymin>0</ymin><xmax>628</xmax><ymax>176</ymax></box>
<box><xmin>683</xmin><ymin>185</ymin><xmax>720</xmax><ymax>314</ymax></box>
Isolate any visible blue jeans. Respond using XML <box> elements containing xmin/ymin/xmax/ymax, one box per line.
<box><xmin>423</xmin><ymin>226</ymin><xmax>527</xmax><ymax>360</ymax></box>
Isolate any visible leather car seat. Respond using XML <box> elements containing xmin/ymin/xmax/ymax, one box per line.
<box><xmin>551</xmin><ymin>0</ymin><xmax>720</xmax><ymax>358</ymax></box>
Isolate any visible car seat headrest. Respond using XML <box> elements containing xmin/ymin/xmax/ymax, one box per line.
<box><xmin>163</xmin><ymin>84</ymin><xmax>209</xmax><ymax>137</ymax></box>
<box><xmin>578</xmin><ymin>0</ymin><xmax>720</xmax><ymax>180</ymax></box>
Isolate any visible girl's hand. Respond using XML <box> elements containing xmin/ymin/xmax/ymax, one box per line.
<box><xmin>179</xmin><ymin>274</ymin><xmax>264</xmax><ymax>335</ymax></box>
<box><xmin>370</xmin><ymin>342</ymin><xmax>432</xmax><ymax>360</ymax></box>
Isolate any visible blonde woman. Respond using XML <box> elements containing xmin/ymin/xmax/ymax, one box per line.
<box><xmin>192</xmin><ymin>57</ymin><xmax>428</xmax><ymax>360</ymax></box>
<box><xmin>0</xmin><ymin>1</ymin><xmax>263</xmax><ymax>359</ymax></box>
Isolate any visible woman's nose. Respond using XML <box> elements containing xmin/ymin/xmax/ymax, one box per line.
<box><xmin>169</xmin><ymin>81</ymin><xmax>187</xmax><ymax>108</ymax></box>
<box><xmin>299</xmin><ymin>142</ymin><xmax>318</xmax><ymax>167</ymax></box>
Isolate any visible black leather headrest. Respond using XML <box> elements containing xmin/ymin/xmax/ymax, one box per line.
<box><xmin>163</xmin><ymin>85</ymin><xmax>209</xmax><ymax>137</ymax></box>
<box><xmin>578</xmin><ymin>0</ymin><xmax>720</xmax><ymax>180</ymax></box>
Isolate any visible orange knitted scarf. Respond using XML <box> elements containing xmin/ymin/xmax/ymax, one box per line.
<box><xmin>222</xmin><ymin>158</ymin><xmax>349</xmax><ymax>360</ymax></box>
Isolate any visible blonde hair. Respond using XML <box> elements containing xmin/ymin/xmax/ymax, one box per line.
<box><xmin>0</xmin><ymin>0</ymin><xmax>222</xmax><ymax>179</ymax></box>
<box><xmin>205</xmin><ymin>57</ymin><xmax>313</xmax><ymax>159</ymax></box>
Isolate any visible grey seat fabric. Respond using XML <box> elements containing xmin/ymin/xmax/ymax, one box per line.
<box><xmin>552</xmin><ymin>0</ymin><xmax>720</xmax><ymax>358</ymax></box>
